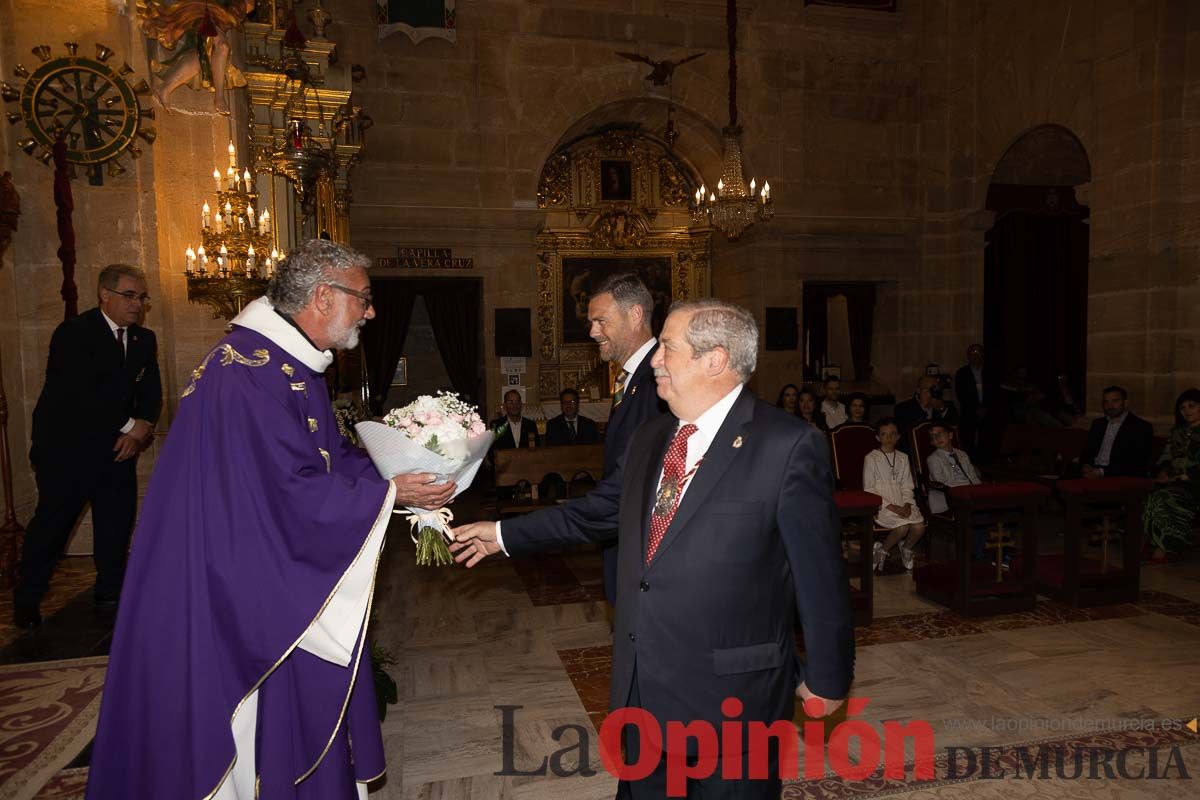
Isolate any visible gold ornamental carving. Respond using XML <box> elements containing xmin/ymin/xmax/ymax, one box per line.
<box><xmin>537</xmin><ymin>153</ymin><xmax>571</xmax><ymax>208</ymax></box>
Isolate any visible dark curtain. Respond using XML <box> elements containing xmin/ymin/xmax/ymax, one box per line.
<box><xmin>360</xmin><ymin>280</ymin><xmax>417</xmax><ymax>415</ymax></box>
<box><xmin>984</xmin><ymin>208</ymin><xmax>1089</xmax><ymax>416</ymax></box>
<box><xmin>423</xmin><ymin>282</ymin><xmax>482</xmax><ymax>407</ymax></box>
<box><xmin>802</xmin><ymin>283</ymin><xmax>876</xmax><ymax>382</ymax></box>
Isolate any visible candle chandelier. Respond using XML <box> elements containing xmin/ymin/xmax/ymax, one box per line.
<box><xmin>691</xmin><ymin>0</ymin><xmax>774</xmax><ymax>240</ymax></box>
<box><xmin>184</xmin><ymin>139</ymin><xmax>279</xmax><ymax>319</ymax></box>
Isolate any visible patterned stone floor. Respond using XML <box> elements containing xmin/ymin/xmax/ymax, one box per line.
<box><xmin>7</xmin><ymin>529</ymin><xmax>1200</xmax><ymax>799</ymax></box>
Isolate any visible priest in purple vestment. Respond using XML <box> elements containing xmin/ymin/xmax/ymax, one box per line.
<box><xmin>86</xmin><ymin>240</ymin><xmax>455</xmax><ymax>800</ymax></box>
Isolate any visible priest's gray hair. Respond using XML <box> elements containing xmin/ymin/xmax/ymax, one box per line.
<box><xmin>268</xmin><ymin>239</ymin><xmax>372</xmax><ymax>315</ymax></box>
<box><xmin>670</xmin><ymin>298</ymin><xmax>759</xmax><ymax>380</ymax></box>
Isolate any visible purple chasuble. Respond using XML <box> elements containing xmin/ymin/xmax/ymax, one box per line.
<box><xmin>87</xmin><ymin>299</ymin><xmax>392</xmax><ymax>800</ymax></box>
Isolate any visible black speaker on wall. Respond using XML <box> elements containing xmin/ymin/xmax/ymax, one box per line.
<box><xmin>765</xmin><ymin>307</ymin><xmax>799</xmax><ymax>351</ymax></box>
<box><xmin>494</xmin><ymin>308</ymin><xmax>532</xmax><ymax>357</ymax></box>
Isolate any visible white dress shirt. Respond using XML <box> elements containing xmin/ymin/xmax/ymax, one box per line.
<box><xmin>622</xmin><ymin>337</ymin><xmax>657</xmax><ymax>378</ymax></box>
<box><xmin>507</xmin><ymin>416</ymin><xmax>523</xmax><ymax>446</ymax></box>
<box><xmin>1094</xmin><ymin>412</ymin><xmax>1128</xmax><ymax>471</ymax></box>
<box><xmin>101</xmin><ymin>310</ymin><xmax>135</xmax><ymax>435</ymax></box>
<box><xmin>822</xmin><ymin>399</ymin><xmax>847</xmax><ymax>429</ymax></box>
<box><xmin>495</xmin><ymin>382</ymin><xmax>744</xmax><ymax>555</ymax></box>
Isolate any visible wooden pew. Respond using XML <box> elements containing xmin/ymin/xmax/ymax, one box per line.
<box><xmin>493</xmin><ymin>444</ymin><xmax>605</xmax><ymax>516</ymax></box>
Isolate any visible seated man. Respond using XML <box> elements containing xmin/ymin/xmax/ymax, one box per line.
<box><xmin>894</xmin><ymin>375</ymin><xmax>939</xmax><ymax>432</ymax></box>
<box><xmin>927</xmin><ymin>385</ymin><xmax>958</xmax><ymax>425</ymax></box>
<box><xmin>490</xmin><ymin>389</ymin><xmax>541</xmax><ymax>449</ymax></box>
<box><xmin>544</xmin><ymin>388</ymin><xmax>599</xmax><ymax>446</ymax></box>
<box><xmin>821</xmin><ymin>375</ymin><xmax>848</xmax><ymax>429</ymax></box>
<box><xmin>1080</xmin><ymin>385</ymin><xmax>1154</xmax><ymax>478</ymax></box>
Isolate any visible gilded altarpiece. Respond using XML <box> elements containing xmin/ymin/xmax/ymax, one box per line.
<box><xmin>534</xmin><ymin>130</ymin><xmax>712</xmax><ymax>401</ymax></box>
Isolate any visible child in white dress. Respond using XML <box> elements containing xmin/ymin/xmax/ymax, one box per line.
<box><xmin>863</xmin><ymin>417</ymin><xmax>926</xmax><ymax>571</ymax></box>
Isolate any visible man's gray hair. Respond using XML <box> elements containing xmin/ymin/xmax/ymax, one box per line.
<box><xmin>267</xmin><ymin>239</ymin><xmax>372</xmax><ymax>315</ymax></box>
<box><xmin>670</xmin><ymin>298</ymin><xmax>759</xmax><ymax>380</ymax></box>
<box><xmin>592</xmin><ymin>272</ymin><xmax>653</xmax><ymax>323</ymax></box>
<box><xmin>98</xmin><ymin>264</ymin><xmax>146</xmax><ymax>292</ymax></box>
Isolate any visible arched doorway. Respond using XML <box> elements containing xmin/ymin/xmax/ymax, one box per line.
<box><xmin>984</xmin><ymin>125</ymin><xmax>1091</xmax><ymax>424</ymax></box>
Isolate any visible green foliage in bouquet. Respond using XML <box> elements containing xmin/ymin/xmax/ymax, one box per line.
<box><xmin>414</xmin><ymin>525</ymin><xmax>454</xmax><ymax>566</ymax></box>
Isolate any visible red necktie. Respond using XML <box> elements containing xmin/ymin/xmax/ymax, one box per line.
<box><xmin>646</xmin><ymin>424</ymin><xmax>698</xmax><ymax>563</ymax></box>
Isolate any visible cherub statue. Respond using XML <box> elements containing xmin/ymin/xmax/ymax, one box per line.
<box><xmin>137</xmin><ymin>0</ymin><xmax>255</xmax><ymax>114</ymax></box>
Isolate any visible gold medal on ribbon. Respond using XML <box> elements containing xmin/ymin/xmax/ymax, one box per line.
<box><xmin>654</xmin><ymin>477</ymin><xmax>679</xmax><ymax>517</ymax></box>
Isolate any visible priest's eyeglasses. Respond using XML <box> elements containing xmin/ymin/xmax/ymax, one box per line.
<box><xmin>326</xmin><ymin>283</ymin><xmax>374</xmax><ymax>311</ymax></box>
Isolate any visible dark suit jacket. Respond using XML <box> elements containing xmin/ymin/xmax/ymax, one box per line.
<box><xmin>490</xmin><ymin>416</ymin><xmax>541</xmax><ymax>449</ymax></box>
<box><xmin>1081</xmin><ymin>413</ymin><xmax>1154</xmax><ymax>477</ymax></box>
<box><xmin>601</xmin><ymin>344</ymin><xmax>667</xmax><ymax>479</ymax></box>
<box><xmin>544</xmin><ymin>414</ymin><xmax>599</xmax><ymax>446</ymax></box>
<box><xmin>955</xmin><ymin>365</ymin><xmax>987</xmax><ymax>416</ymax></box>
<box><xmin>503</xmin><ymin>389</ymin><xmax>855</xmax><ymax>730</ymax></box>
<box><xmin>894</xmin><ymin>398</ymin><xmax>958</xmax><ymax>432</ymax></box>
<box><xmin>30</xmin><ymin>307</ymin><xmax>162</xmax><ymax>469</ymax></box>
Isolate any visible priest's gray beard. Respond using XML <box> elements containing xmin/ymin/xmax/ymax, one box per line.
<box><xmin>330</xmin><ymin>309</ymin><xmax>366</xmax><ymax>350</ymax></box>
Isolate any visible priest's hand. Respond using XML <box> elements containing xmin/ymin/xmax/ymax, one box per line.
<box><xmin>392</xmin><ymin>473</ymin><xmax>456</xmax><ymax>509</ymax></box>
<box><xmin>795</xmin><ymin>681</ymin><xmax>845</xmax><ymax>718</ymax></box>
<box><xmin>449</xmin><ymin>522</ymin><xmax>502</xmax><ymax>567</ymax></box>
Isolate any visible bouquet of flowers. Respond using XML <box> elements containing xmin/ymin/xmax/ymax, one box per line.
<box><xmin>355</xmin><ymin>392</ymin><xmax>494</xmax><ymax>565</ymax></box>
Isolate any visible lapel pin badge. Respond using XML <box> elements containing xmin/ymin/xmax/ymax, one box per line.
<box><xmin>630</xmin><ymin>385</ymin><xmax>638</xmax><ymax>395</ymax></box>
<box><xmin>732</xmin><ymin>435</ymin><xmax>744</xmax><ymax>449</ymax></box>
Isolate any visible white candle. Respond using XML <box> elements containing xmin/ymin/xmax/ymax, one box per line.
<box><xmin>247</xmin><ymin>204</ymin><xmax>256</xmax><ymax>229</ymax></box>
<box><xmin>224</xmin><ymin>201</ymin><xmax>233</xmax><ymax>219</ymax></box>
<box><xmin>197</xmin><ymin>246</ymin><xmax>207</xmax><ymax>273</ymax></box>
<box><xmin>227</xmin><ymin>140</ymin><xmax>237</xmax><ymax>169</ymax></box>
<box><xmin>260</xmin><ymin>210</ymin><xmax>271</xmax><ymax>235</ymax></box>
<box><xmin>762</xmin><ymin>181</ymin><xmax>770</xmax><ymax>200</ymax></box>
<box><xmin>750</xmin><ymin>178</ymin><xmax>756</xmax><ymax>195</ymax></box>
<box><xmin>214</xmin><ymin>212</ymin><xmax>223</xmax><ymax>234</ymax></box>
<box><xmin>247</xmin><ymin>245</ymin><xmax>256</xmax><ymax>272</ymax></box>
<box><xmin>212</xmin><ymin>169</ymin><xmax>222</xmax><ymax>192</ymax></box>
<box><xmin>185</xmin><ymin>246</ymin><xmax>196</xmax><ymax>273</ymax></box>
<box><xmin>243</xmin><ymin>168</ymin><xmax>252</xmax><ymax>191</ymax></box>
<box><xmin>201</xmin><ymin>201</ymin><xmax>210</xmax><ymax>229</ymax></box>
<box><xmin>226</xmin><ymin>166</ymin><xmax>236</xmax><ymax>191</ymax></box>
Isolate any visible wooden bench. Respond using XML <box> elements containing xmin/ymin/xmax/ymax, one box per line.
<box><xmin>493</xmin><ymin>444</ymin><xmax>605</xmax><ymax>516</ymax></box>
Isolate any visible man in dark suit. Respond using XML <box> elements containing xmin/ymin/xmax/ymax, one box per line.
<box><xmin>14</xmin><ymin>265</ymin><xmax>162</xmax><ymax>628</ymax></box>
<box><xmin>894</xmin><ymin>375</ymin><xmax>940</xmax><ymax>432</ymax></box>
<box><xmin>452</xmin><ymin>299</ymin><xmax>854</xmax><ymax>797</ymax></box>
<box><xmin>528</xmin><ymin>273</ymin><xmax>663</xmax><ymax>603</ymax></box>
<box><xmin>1080</xmin><ymin>386</ymin><xmax>1154</xmax><ymax>478</ymax></box>
<box><xmin>490</xmin><ymin>389</ymin><xmax>540</xmax><ymax>449</ymax></box>
<box><xmin>544</xmin><ymin>388</ymin><xmax>600</xmax><ymax>446</ymax></box>
<box><xmin>955</xmin><ymin>343</ymin><xmax>990</xmax><ymax>457</ymax></box>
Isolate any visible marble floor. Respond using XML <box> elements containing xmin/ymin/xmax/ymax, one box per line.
<box><xmin>3</xmin><ymin>501</ymin><xmax>1200</xmax><ymax>799</ymax></box>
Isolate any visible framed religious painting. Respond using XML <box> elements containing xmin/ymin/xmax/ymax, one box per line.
<box><xmin>561</xmin><ymin>256</ymin><xmax>672</xmax><ymax>343</ymax></box>
<box><xmin>599</xmin><ymin>160</ymin><xmax>633</xmax><ymax>201</ymax></box>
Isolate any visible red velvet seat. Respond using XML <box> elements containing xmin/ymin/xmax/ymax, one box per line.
<box><xmin>829</xmin><ymin>425</ymin><xmax>878</xmax><ymax>491</ymax></box>
<box><xmin>1056</xmin><ymin>477</ymin><xmax>1153</xmax><ymax>496</ymax></box>
<box><xmin>832</xmin><ymin>488</ymin><xmax>881</xmax><ymax>627</ymax></box>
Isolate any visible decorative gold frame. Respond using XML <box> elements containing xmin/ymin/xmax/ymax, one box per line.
<box><xmin>534</xmin><ymin>129</ymin><xmax>712</xmax><ymax>401</ymax></box>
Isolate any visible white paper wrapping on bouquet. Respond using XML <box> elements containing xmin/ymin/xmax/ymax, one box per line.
<box><xmin>354</xmin><ymin>420</ymin><xmax>494</xmax><ymax>502</ymax></box>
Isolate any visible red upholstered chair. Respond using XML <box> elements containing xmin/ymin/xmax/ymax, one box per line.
<box><xmin>833</xmin><ymin>489</ymin><xmax>882</xmax><ymax>626</ymax></box>
<box><xmin>1043</xmin><ymin>477</ymin><xmax>1151</xmax><ymax>606</ymax></box>
<box><xmin>829</xmin><ymin>424</ymin><xmax>879</xmax><ymax>491</ymax></box>
<box><xmin>914</xmin><ymin>481</ymin><xmax>1051</xmax><ymax>617</ymax></box>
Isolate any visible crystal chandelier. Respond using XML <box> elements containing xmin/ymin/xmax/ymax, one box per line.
<box><xmin>691</xmin><ymin>0</ymin><xmax>773</xmax><ymax>240</ymax></box>
<box><xmin>184</xmin><ymin>139</ymin><xmax>279</xmax><ymax>319</ymax></box>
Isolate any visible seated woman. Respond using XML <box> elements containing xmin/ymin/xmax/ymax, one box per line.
<box><xmin>776</xmin><ymin>383</ymin><xmax>801</xmax><ymax>416</ymax></box>
<box><xmin>1143</xmin><ymin>388</ymin><xmax>1200</xmax><ymax>562</ymax></box>
<box><xmin>797</xmin><ymin>387</ymin><xmax>827</xmax><ymax>430</ymax></box>
<box><xmin>837</xmin><ymin>392</ymin><xmax>870</xmax><ymax>428</ymax></box>
<box><xmin>864</xmin><ymin>417</ymin><xmax>926</xmax><ymax>571</ymax></box>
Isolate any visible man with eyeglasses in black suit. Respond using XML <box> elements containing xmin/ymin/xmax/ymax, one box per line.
<box><xmin>14</xmin><ymin>264</ymin><xmax>162</xmax><ymax>628</ymax></box>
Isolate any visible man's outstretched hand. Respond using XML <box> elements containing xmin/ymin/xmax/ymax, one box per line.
<box><xmin>392</xmin><ymin>473</ymin><xmax>456</xmax><ymax>510</ymax></box>
<box><xmin>449</xmin><ymin>521</ymin><xmax>502</xmax><ymax>567</ymax></box>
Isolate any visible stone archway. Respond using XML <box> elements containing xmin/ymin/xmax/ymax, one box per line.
<box><xmin>982</xmin><ymin>124</ymin><xmax>1091</xmax><ymax>432</ymax></box>
<box><xmin>532</xmin><ymin>120</ymin><xmax>714</xmax><ymax>402</ymax></box>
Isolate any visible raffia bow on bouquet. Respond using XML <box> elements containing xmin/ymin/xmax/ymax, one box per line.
<box><xmin>355</xmin><ymin>393</ymin><xmax>494</xmax><ymax>566</ymax></box>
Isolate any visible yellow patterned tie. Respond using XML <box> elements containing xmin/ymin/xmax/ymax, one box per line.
<box><xmin>612</xmin><ymin>369</ymin><xmax>629</xmax><ymax>408</ymax></box>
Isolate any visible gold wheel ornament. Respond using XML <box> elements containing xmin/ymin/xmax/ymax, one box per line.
<box><xmin>2</xmin><ymin>43</ymin><xmax>156</xmax><ymax>182</ymax></box>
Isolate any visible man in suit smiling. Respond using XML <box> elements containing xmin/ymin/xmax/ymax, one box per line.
<box><xmin>14</xmin><ymin>265</ymin><xmax>162</xmax><ymax>627</ymax></box>
<box><xmin>452</xmin><ymin>299</ymin><xmax>854</xmax><ymax>797</ymax></box>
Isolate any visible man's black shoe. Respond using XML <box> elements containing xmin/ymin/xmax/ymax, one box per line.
<box><xmin>14</xmin><ymin>605</ymin><xmax>41</xmax><ymax>629</ymax></box>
